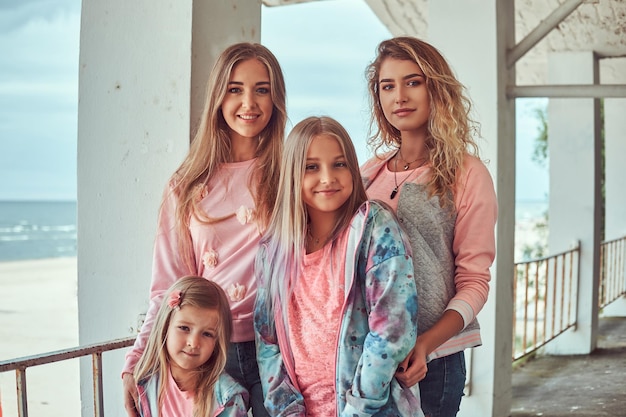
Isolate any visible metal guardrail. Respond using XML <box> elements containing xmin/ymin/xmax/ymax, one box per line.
<box><xmin>0</xmin><ymin>337</ymin><xmax>135</xmax><ymax>417</ymax></box>
<box><xmin>512</xmin><ymin>242</ymin><xmax>581</xmax><ymax>361</ymax></box>
<box><xmin>599</xmin><ymin>236</ymin><xmax>626</xmax><ymax>309</ymax></box>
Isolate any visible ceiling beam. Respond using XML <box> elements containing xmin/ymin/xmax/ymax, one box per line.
<box><xmin>508</xmin><ymin>84</ymin><xmax>626</xmax><ymax>98</ymax></box>
<box><xmin>262</xmin><ymin>0</ymin><xmax>323</xmax><ymax>6</ymax></box>
<box><xmin>507</xmin><ymin>0</ymin><xmax>583</xmax><ymax>68</ymax></box>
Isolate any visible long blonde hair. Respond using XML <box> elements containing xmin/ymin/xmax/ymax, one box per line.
<box><xmin>258</xmin><ymin>116</ymin><xmax>367</xmax><ymax>329</ymax></box>
<box><xmin>134</xmin><ymin>276</ymin><xmax>233</xmax><ymax>417</ymax></box>
<box><xmin>366</xmin><ymin>36</ymin><xmax>480</xmax><ymax>205</ymax></box>
<box><xmin>171</xmin><ymin>42</ymin><xmax>286</xmax><ymax>272</ymax></box>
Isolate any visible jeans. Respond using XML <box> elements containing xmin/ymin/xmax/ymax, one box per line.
<box><xmin>419</xmin><ymin>351</ymin><xmax>466</xmax><ymax>417</ymax></box>
<box><xmin>225</xmin><ymin>340</ymin><xmax>269</xmax><ymax>417</ymax></box>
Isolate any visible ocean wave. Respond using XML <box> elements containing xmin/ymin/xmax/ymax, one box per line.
<box><xmin>0</xmin><ymin>201</ymin><xmax>77</xmax><ymax>261</ymax></box>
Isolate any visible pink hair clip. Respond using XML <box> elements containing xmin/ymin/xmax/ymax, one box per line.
<box><xmin>168</xmin><ymin>290</ymin><xmax>182</xmax><ymax>309</ymax></box>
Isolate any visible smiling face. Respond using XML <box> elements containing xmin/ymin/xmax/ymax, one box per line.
<box><xmin>378</xmin><ymin>58</ymin><xmax>431</xmax><ymax>140</ymax></box>
<box><xmin>220</xmin><ymin>58</ymin><xmax>274</xmax><ymax>143</ymax></box>
<box><xmin>166</xmin><ymin>304</ymin><xmax>219</xmax><ymax>383</ymax></box>
<box><xmin>301</xmin><ymin>134</ymin><xmax>353</xmax><ymax>223</ymax></box>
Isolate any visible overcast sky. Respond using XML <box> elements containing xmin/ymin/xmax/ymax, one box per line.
<box><xmin>0</xmin><ymin>0</ymin><xmax>548</xmax><ymax>202</ymax></box>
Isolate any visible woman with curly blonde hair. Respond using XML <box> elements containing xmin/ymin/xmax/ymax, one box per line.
<box><xmin>361</xmin><ymin>36</ymin><xmax>498</xmax><ymax>417</ymax></box>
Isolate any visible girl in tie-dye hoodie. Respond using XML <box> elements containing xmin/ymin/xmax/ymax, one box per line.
<box><xmin>253</xmin><ymin>116</ymin><xmax>424</xmax><ymax>417</ymax></box>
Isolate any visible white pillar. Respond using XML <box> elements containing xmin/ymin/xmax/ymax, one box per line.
<box><xmin>76</xmin><ymin>1</ymin><xmax>261</xmax><ymax>415</ymax></box>
<box><xmin>601</xmin><ymin>57</ymin><xmax>626</xmax><ymax>317</ymax></box>
<box><xmin>430</xmin><ymin>1</ymin><xmax>515</xmax><ymax>416</ymax></box>
<box><xmin>546</xmin><ymin>51</ymin><xmax>601</xmax><ymax>354</ymax></box>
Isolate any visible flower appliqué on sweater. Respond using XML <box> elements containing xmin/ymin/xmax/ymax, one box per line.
<box><xmin>235</xmin><ymin>206</ymin><xmax>255</xmax><ymax>225</ymax></box>
<box><xmin>202</xmin><ymin>249</ymin><xmax>219</xmax><ymax>269</ymax></box>
<box><xmin>227</xmin><ymin>283</ymin><xmax>246</xmax><ymax>302</ymax></box>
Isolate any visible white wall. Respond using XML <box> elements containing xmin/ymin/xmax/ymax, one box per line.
<box><xmin>546</xmin><ymin>51</ymin><xmax>601</xmax><ymax>354</ymax></box>
<box><xmin>76</xmin><ymin>1</ymin><xmax>261</xmax><ymax>415</ymax></box>
<box><xmin>600</xmin><ymin>57</ymin><xmax>626</xmax><ymax>317</ymax></box>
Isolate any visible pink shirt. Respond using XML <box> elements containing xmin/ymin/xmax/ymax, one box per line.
<box><xmin>365</xmin><ymin>164</ymin><xmax>430</xmax><ymax>212</ymax></box>
<box><xmin>161</xmin><ymin>368</ymin><xmax>195</xmax><ymax>417</ymax></box>
<box><xmin>287</xmin><ymin>233</ymin><xmax>348</xmax><ymax>417</ymax></box>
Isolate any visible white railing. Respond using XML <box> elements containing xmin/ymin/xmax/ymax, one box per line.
<box><xmin>599</xmin><ymin>235</ymin><xmax>626</xmax><ymax>309</ymax></box>
<box><xmin>512</xmin><ymin>242</ymin><xmax>580</xmax><ymax>361</ymax></box>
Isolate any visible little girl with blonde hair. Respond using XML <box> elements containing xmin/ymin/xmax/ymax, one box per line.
<box><xmin>134</xmin><ymin>276</ymin><xmax>248</xmax><ymax>417</ymax></box>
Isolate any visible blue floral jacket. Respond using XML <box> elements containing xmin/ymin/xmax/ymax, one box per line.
<box><xmin>254</xmin><ymin>201</ymin><xmax>424</xmax><ymax>417</ymax></box>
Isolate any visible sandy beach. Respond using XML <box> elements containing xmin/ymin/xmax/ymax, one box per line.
<box><xmin>0</xmin><ymin>257</ymin><xmax>80</xmax><ymax>417</ymax></box>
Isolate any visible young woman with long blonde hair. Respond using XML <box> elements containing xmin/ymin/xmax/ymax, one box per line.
<box><xmin>123</xmin><ymin>42</ymin><xmax>287</xmax><ymax>417</ymax></box>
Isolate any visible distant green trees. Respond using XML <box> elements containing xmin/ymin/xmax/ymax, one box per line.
<box><xmin>531</xmin><ymin>106</ymin><xmax>548</xmax><ymax>168</ymax></box>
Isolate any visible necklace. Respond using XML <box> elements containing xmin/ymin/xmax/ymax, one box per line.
<box><xmin>390</xmin><ymin>154</ymin><xmax>427</xmax><ymax>199</ymax></box>
<box><xmin>397</xmin><ymin>148</ymin><xmax>427</xmax><ymax>170</ymax></box>
<box><xmin>307</xmin><ymin>230</ymin><xmax>320</xmax><ymax>246</ymax></box>
<box><xmin>306</xmin><ymin>228</ymin><xmax>328</xmax><ymax>248</ymax></box>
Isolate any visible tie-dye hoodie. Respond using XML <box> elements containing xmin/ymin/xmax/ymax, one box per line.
<box><xmin>254</xmin><ymin>201</ymin><xmax>425</xmax><ymax>417</ymax></box>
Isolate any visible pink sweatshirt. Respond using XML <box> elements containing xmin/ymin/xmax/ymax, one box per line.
<box><xmin>361</xmin><ymin>154</ymin><xmax>497</xmax><ymax>360</ymax></box>
<box><xmin>124</xmin><ymin>159</ymin><xmax>260</xmax><ymax>374</ymax></box>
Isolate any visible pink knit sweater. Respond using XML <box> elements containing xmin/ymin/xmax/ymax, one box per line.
<box><xmin>124</xmin><ymin>159</ymin><xmax>261</xmax><ymax>374</ymax></box>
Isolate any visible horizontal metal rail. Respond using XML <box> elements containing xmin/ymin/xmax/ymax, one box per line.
<box><xmin>0</xmin><ymin>336</ymin><xmax>135</xmax><ymax>417</ymax></box>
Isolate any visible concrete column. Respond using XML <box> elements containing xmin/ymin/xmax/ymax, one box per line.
<box><xmin>430</xmin><ymin>1</ymin><xmax>515</xmax><ymax>416</ymax></box>
<box><xmin>546</xmin><ymin>51</ymin><xmax>601</xmax><ymax>354</ymax></box>
<box><xmin>76</xmin><ymin>1</ymin><xmax>261</xmax><ymax>415</ymax></box>
<box><xmin>601</xmin><ymin>57</ymin><xmax>626</xmax><ymax>317</ymax></box>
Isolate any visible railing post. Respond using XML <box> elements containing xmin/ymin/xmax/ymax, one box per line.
<box><xmin>93</xmin><ymin>352</ymin><xmax>104</xmax><ymax>417</ymax></box>
<box><xmin>16</xmin><ymin>368</ymin><xmax>28</xmax><ymax>417</ymax></box>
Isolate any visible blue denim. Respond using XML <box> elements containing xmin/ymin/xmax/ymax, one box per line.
<box><xmin>225</xmin><ymin>341</ymin><xmax>269</xmax><ymax>417</ymax></box>
<box><xmin>419</xmin><ymin>351</ymin><xmax>466</xmax><ymax>417</ymax></box>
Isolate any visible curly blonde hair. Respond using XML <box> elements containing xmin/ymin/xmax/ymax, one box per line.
<box><xmin>366</xmin><ymin>36</ymin><xmax>480</xmax><ymax>205</ymax></box>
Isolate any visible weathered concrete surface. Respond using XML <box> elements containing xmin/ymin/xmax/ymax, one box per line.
<box><xmin>511</xmin><ymin>316</ymin><xmax>626</xmax><ymax>417</ymax></box>
<box><xmin>362</xmin><ymin>0</ymin><xmax>626</xmax><ymax>86</ymax></box>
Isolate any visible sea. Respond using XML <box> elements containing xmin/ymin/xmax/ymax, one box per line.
<box><xmin>0</xmin><ymin>199</ymin><xmax>548</xmax><ymax>263</ymax></box>
<box><xmin>0</xmin><ymin>200</ymin><xmax>77</xmax><ymax>262</ymax></box>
